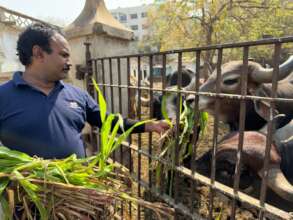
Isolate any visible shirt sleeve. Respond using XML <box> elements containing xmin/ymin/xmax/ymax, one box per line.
<box><xmin>85</xmin><ymin>92</ymin><xmax>145</xmax><ymax>133</ymax></box>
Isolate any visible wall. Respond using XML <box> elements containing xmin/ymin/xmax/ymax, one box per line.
<box><xmin>0</xmin><ymin>24</ymin><xmax>23</xmax><ymax>83</ymax></box>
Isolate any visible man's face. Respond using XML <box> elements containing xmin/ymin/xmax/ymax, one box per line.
<box><xmin>42</xmin><ymin>33</ymin><xmax>71</xmax><ymax>81</ymax></box>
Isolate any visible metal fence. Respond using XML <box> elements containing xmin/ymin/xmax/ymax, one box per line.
<box><xmin>83</xmin><ymin>37</ymin><xmax>293</xmax><ymax>220</ymax></box>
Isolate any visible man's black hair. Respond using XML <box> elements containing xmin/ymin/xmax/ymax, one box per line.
<box><xmin>16</xmin><ymin>23</ymin><xmax>63</xmax><ymax>66</ymax></box>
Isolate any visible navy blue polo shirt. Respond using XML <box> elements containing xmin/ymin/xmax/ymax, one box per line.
<box><xmin>0</xmin><ymin>72</ymin><xmax>144</xmax><ymax>159</ymax></box>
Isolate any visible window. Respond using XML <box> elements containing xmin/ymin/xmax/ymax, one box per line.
<box><xmin>130</xmin><ymin>13</ymin><xmax>138</xmax><ymax>19</ymax></box>
<box><xmin>141</xmin><ymin>12</ymin><xmax>147</xmax><ymax>18</ymax></box>
<box><xmin>119</xmin><ymin>14</ymin><xmax>127</xmax><ymax>22</ymax></box>
<box><xmin>130</xmin><ymin>25</ymin><xmax>139</xmax><ymax>30</ymax></box>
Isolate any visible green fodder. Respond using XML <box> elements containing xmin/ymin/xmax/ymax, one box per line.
<box><xmin>0</xmin><ymin>79</ymin><xmax>174</xmax><ymax>220</ymax></box>
<box><xmin>151</xmin><ymin>93</ymin><xmax>208</xmax><ymax>195</ymax></box>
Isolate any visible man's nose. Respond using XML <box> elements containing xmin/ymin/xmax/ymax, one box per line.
<box><xmin>65</xmin><ymin>62</ymin><xmax>72</xmax><ymax>68</ymax></box>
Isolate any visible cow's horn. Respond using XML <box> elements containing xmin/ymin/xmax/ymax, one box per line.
<box><xmin>251</xmin><ymin>55</ymin><xmax>293</xmax><ymax>83</ymax></box>
<box><xmin>264</xmin><ymin>166</ymin><xmax>293</xmax><ymax>201</ymax></box>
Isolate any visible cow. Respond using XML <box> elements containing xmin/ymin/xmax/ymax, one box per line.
<box><xmin>184</xmin><ymin>56</ymin><xmax>293</xmax><ymax>204</ymax></box>
<box><xmin>187</xmin><ymin>55</ymin><xmax>293</xmax><ymax>131</ymax></box>
<box><xmin>195</xmin><ymin>127</ymin><xmax>293</xmax><ymax>202</ymax></box>
<box><xmin>147</xmin><ymin>68</ymin><xmax>199</xmax><ymax>120</ymax></box>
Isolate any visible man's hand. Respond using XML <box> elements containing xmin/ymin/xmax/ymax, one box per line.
<box><xmin>145</xmin><ymin>121</ymin><xmax>170</xmax><ymax>134</ymax></box>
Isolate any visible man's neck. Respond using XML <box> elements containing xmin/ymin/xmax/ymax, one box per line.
<box><xmin>22</xmin><ymin>69</ymin><xmax>56</xmax><ymax>95</ymax></box>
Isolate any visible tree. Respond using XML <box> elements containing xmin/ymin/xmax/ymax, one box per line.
<box><xmin>141</xmin><ymin>0</ymin><xmax>293</xmax><ymax>78</ymax></box>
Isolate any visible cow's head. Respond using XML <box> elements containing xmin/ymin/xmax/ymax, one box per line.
<box><xmin>196</xmin><ymin>131</ymin><xmax>293</xmax><ymax>201</ymax></box>
<box><xmin>146</xmin><ymin>68</ymin><xmax>199</xmax><ymax>120</ymax></box>
<box><xmin>167</xmin><ymin>68</ymin><xmax>195</xmax><ymax>87</ymax></box>
<box><xmin>189</xmin><ymin>56</ymin><xmax>293</xmax><ymax>124</ymax></box>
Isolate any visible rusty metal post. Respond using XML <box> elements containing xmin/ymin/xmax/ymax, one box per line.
<box><xmin>85</xmin><ymin>42</ymin><xmax>94</xmax><ymax>96</ymax></box>
<box><xmin>84</xmin><ymin>42</ymin><xmax>98</xmax><ymax>154</ymax></box>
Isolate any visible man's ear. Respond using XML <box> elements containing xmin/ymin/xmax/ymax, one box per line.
<box><xmin>32</xmin><ymin>45</ymin><xmax>44</xmax><ymax>60</ymax></box>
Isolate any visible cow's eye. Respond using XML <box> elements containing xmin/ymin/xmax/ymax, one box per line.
<box><xmin>223</xmin><ymin>78</ymin><xmax>238</xmax><ymax>85</ymax></box>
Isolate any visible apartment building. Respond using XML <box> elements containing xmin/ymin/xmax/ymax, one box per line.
<box><xmin>110</xmin><ymin>5</ymin><xmax>151</xmax><ymax>41</ymax></box>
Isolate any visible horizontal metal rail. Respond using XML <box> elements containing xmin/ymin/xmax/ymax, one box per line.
<box><xmin>90</xmin><ymin>83</ymin><xmax>293</xmax><ymax>103</ymax></box>
<box><xmin>92</xmin><ymin>36</ymin><xmax>293</xmax><ymax>60</ymax></box>
<box><xmin>87</xmin><ymin>37</ymin><xmax>293</xmax><ymax>220</ymax></box>
<box><xmin>96</xmin><ymin>130</ymin><xmax>292</xmax><ymax>220</ymax></box>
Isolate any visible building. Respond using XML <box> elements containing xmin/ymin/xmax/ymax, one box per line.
<box><xmin>0</xmin><ymin>6</ymin><xmax>53</xmax><ymax>83</ymax></box>
<box><xmin>110</xmin><ymin>4</ymin><xmax>151</xmax><ymax>41</ymax></box>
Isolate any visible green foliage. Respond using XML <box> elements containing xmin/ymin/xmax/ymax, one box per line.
<box><xmin>155</xmin><ymin>94</ymin><xmax>208</xmax><ymax>194</ymax></box>
<box><xmin>0</xmin><ymin>80</ymin><xmax>152</xmax><ymax>219</ymax></box>
<box><xmin>92</xmin><ymin>78</ymin><xmax>151</xmax><ymax>172</ymax></box>
<box><xmin>161</xmin><ymin>95</ymin><xmax>173</xmax><ymax>128</ymax></box>
<box><xmin>142</xmin><ymin>0</ymin><xmax>293</xmax><ymax>63</ymax></box>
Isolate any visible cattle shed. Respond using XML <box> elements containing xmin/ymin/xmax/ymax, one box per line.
<box><xmin>82</xmin><ymin>36</ymin><xmax>293</xmax><ymax>220</ymax></box>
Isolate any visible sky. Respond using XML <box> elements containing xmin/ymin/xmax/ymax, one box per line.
<box><xmin>0</xmin><ymin>0</ymin><xmax>153</xmax><ymax>25</ymax></box>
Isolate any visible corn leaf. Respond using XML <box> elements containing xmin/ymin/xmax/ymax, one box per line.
<box><xmin>0</xmin><ymin>146</ymin><xmax>32</xmax><ymax>162</ymax></box>
<box><xmin>161</xmin><ymin>95</ymin><xmax>173</xmax><ymax>128</ymax></box>
<box><xmin>0</xmin><ymin>195</ymin><xmax>12</xmax><ymax>220</ymax></box>
<box><xmin>101</xmin><ymin>114</ymin><xmax>116</xmax><ymax>157</ymax></box>
<box><xmin>106</xmin><ymin>114</ymin><xmax>123</xmax><ymax>157</ymax></box>
<box><xmin>112</xmin><ymin>120</ymin><xmax>152</xmax><ymax>153</ymax></box>
<box><xmin>13</xmin><ymin>171</ymin><xmax>48</xmax><ymax>220</ymax></box>
<box><xmin>92</xmin><ymin>78</ymin><xmax>107</xmax><ymax>123</ymax></box>
<box><xmin>199</xmin><ymin>111</ymin><xmax>209</xmax><ymax>136</ymax></box>
<box><xmin>0</xmin><ymin>178</ymin><xmax>9</xmax><ymax>196</ymax></box>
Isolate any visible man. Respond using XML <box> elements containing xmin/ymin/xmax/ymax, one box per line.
<box><xmin>0</xmin><ymin>23</ymin><xmax>169</xmax><ymax>159</ymax></box>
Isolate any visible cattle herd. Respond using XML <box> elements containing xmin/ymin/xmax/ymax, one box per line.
<box><xmin>139</xmin><ymin>55</ymin><xmax>293</xmax><ymax>204</ymax></box>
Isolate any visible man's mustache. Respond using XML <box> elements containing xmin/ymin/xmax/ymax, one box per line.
<box><xmin>63</xmin><ymin>64</ymin><xmax>72</xmax><ymax>71</ymax></box>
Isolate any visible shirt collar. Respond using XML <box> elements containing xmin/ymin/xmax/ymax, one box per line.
<box><xmin>13</xmin><ymin>71</ymin><xmax>65</xmax><ymax>89</ymax></box>
<box><xmin>13</xmin><ymin>71</ymin><xmax>28</xmax><ymax>86</ymax></box>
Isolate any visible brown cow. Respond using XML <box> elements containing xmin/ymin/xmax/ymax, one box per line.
<box><xmin>187</xmin><ymin>56</ymin><xmax>293</xmax><ymax>131</ymax></box>
<box><xmin>196</xmin><ymin>130</ymin><xmax>293</xmax><ymax>202</ymax></box>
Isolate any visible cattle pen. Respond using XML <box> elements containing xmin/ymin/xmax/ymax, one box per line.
<box><xmin>83</xmin><ymin>36</ymin><xmax>293</xmax><ymax>220</ymax></box>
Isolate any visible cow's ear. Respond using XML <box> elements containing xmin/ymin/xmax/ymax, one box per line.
<box><xmin>250</xmin><ymin>87</ymin><xmax>277</xmax><ymax>121</ymax></box>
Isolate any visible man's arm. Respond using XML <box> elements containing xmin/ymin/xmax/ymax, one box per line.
<box><xmin>85</xmin><ymin>92</ymin><xmax>169</xmax><ymax>134</ymax></box>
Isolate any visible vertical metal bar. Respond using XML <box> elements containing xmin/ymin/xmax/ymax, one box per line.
<box><xmin>127</xmin><ymin>57</ymin><xmax>133</xmax><ymax>173</ymax></box>
<box><xmin>109</xmin><ymin>58</ymin><xmax>115</xmax><ymax>162</ymax></box>
<box><xmin>209</xmin><ymin>48</ymin><xmax>222</xmax><ymax>220</ymax></box>
<box><xmin>174</xmin><ymin>52</ymin><xmax>183</xmax><ymax>218</ymax></box>
<box><xmin>126</xmin><ymin>57</ymin><xmax>132</xmax><ymax>218</ymax></box>
<box><xmin>117</xmin><ymin>57</ymin><xmax>124</xmax><ymax>217</ymax></box>
<box><xmin>117</xmin><ymin>58</ymin><xmax>123</xmax><ymax>164</ymax></box>
<box><xmin>84</xmin><ymin>43</ymin><xmax>97</xmax><ymax>155</ymax></box>
<box><xmin>191</xmin><ymin>51</ymin><xmax>201</xmax><ymax>214</ymax></box>
<box><xmin>109</xmin><ymin>58</ymin><xmax>114</xmax><ymax>113</ymax></box>
<box><xmin>162</xmin><ymin>54</ymin><xmax>167</xmax><ymax>91</ymax></box>
<box><xmin>148</xmin><ymin>55</ymin><xmax>154</xmax><ymax>189</ymax></box>
<box><xmin>258</xmin><ymin>43</ymin><xmax>281</xmax><ymax>220</ymax></box>
<box><xmin>101</xmin><ymin>59</ymin><xmax>106</xmax><ymax>98</ymax></box>
<box><xmin>137</xmin><ymin>56</ymin><xmax>142</xmax><ymax>220</ymax></box>
<box><xmin>93</xmin><ymin>60</ymin><xmax>98</xmax><ymax>100</ymax></box>
<box><xmin>160</xmin><ymin>54</ymin><xmax>167</xmax><ymax>195</ymax></box>
<box><xmin>84</xmin><ymin>42</ymin><xmax>93</xmax><ymax>96</ymax></box>
<box><xmin>231</xmin><ymin>46</ymin><xmax>249</xmax><ymax>219</ymax></box>
<box><xmin>117</xmin><ymin>58</ymin><xmax>123</xmax><ymax>115</ymax></box>
<box><xmin>91</xmin><ymin>59</ymin><xmax>99</xmax><ymax>153</ymax></box>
